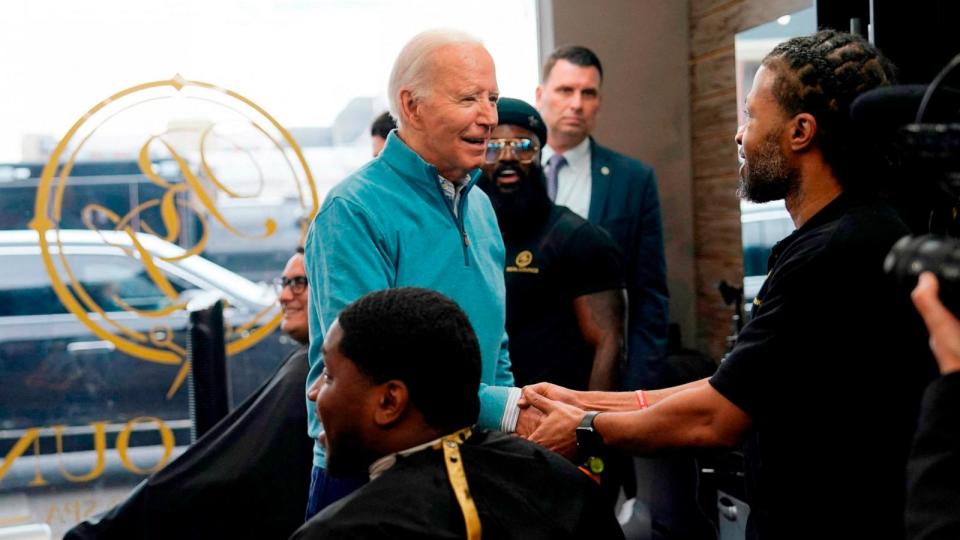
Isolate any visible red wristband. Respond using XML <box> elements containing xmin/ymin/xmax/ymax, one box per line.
<box><xmin>635</xmin><ymin>389</ymin><xmax>649</xmax><ymax>410</ymax></box>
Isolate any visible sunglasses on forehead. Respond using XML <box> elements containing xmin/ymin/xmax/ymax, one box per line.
<box><xmin>484</xmin><ymin>138</ymin><xmax>540</xmax><ymax>164</ymax></box>
<box><xmin>273</xmin><ymin>275</ymin><xmax>308</xmax><ymax>295</ymax></box>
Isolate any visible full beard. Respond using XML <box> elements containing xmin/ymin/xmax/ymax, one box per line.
<box><xmin>737</xmin><ymin>131</ymin><xmax>800</xmax><ymax>203</ymax></box>
<box><xmin>479</xmin><ymin>165</ymin><xmax>552</xmax><ymax>239</ymax></box>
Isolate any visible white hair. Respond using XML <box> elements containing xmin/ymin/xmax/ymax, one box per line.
<box><xmin>388</xmin><ymin>28</ymin><xmax>483</xmax><ymax>129</ymax></box>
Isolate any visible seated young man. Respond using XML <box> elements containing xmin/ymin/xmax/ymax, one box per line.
<box><xmin>292</xmin><ymin>287</ymin><xmax>622</xmax><ymax>539</ymax></box>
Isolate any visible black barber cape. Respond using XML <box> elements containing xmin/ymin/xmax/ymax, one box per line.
<box><xmin>66</xmin><ymin>346</ymin><xmax>313</xmax><ymax>540</ymax></box>
<box><xmin>291</xmin><ymin>430</ymin><xmax>624</xmax><ymax>539</ymax></box>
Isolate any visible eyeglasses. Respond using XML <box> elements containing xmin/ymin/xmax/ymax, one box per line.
<box><xmin>273</xmin><ymin>276</ymin><xmax>308</xmax><ymax>295</ymax></box>
<box><xmin>484</xmin><ymin>138</ymin><xmax>540</xmax><ymax>164</ymax></box>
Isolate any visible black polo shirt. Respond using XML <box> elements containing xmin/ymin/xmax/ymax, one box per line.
<box><xmin>710</xmin><ymin>193</ymin><xmax>937</xmax><ymax>539</ymax></box>
<box><xmin>504</xmin><ymin>205</ymin><xmax>624</xmax><ymax>389</ymax></box>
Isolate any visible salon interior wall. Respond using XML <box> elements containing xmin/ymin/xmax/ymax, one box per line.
<box><xmin>542</xmin><ymin>0</ymin><xmax>811</xmax><ymax>360</ymax></box>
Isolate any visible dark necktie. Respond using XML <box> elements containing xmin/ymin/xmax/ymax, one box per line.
<box><xmin>545</xmin><ymin>154</ymin><xmax>567</xmax><ymax>202</ymax></box>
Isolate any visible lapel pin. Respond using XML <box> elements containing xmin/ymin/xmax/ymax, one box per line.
<box><xmin>600</xmin><ymin>166</ymin><xmax>610</xmax><ymax>176</ymax></box>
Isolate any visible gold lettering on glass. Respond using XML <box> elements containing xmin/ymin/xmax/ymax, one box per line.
<box><xmin>27</xmin><ymin>75</ymin><xmax>319</xmax><ymax>399</ymax></box>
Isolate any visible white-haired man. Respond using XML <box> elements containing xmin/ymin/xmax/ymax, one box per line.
<box><xmin>303</xmin><ymin>29</ymin><xmax>532</xmax><ymax>518</ymax></box>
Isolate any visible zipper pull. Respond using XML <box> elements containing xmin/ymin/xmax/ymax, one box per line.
<box><xmin>462</xmin><ymin>231</ymin><xmax>470</xmax><ymax>247</ymax></box>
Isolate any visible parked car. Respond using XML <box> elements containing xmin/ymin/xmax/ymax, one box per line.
<box><xmin>0</xmin><ymin>160</ymin><xmax>307</xmax><ymax>285</ymax></box>
<box><xmin>0</xmin><ymin>229</ymin><xmax>296</xmax><ymax>535</ymax></box>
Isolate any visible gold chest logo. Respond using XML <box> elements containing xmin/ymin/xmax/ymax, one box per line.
<box><xmin>515</xmin><ymin>250</ymin><xmax>533</xmax><ymax>268</ymax></box>
<box><xmin>506</xmin><ymin>250</ymin><xmax>539</xmax><ymax>274</ymax></box>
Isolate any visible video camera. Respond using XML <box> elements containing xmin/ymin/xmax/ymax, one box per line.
<box><xmin>862</xmin><ymin>53</ymin><xmax>960</xmax><ymax>314</ymax></box>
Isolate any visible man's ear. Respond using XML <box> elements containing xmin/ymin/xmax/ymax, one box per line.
<box><xmin>534</xmin><ymin>85</ymin><xmax>543</xmax><ymax>109</ymax></box>
<box><xmin>373</xmin><ymin>380</ymin><xmax>409</xmax><ymax>427</ymax></box>
<box><xmin>399</xmin><ymin>89</ymin><xmax>423</xmax><ymax>131</ymax></box>
<box><xmin>789</xmin><ymin>112</ymin><xmax>817</xmax><ymax>152</ymax></box>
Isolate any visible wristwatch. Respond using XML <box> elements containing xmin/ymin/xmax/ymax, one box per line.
<box><xmin>575</xmin><ymin>411</ymin><xmax>605</xmax><ymax>474</ymax></box>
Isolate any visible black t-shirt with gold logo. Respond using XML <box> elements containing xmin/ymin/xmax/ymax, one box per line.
<box><xmin>504</xmin><ymin>205</ymin><xmax>624</xmax><ymax>389</ymax></box>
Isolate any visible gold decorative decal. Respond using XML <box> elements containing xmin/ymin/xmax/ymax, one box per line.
<box><xmin>28</xmin><ymin>75</ymin><xmax>319</xmax><ymax>397</ymax></box>
<box><xmin>0</xmin><ymin>418</ymin><xmax>179</xmax><ymax>488</ymax></box>
<box><xmin>115</xmin><ymin>417</ymin><xmax>175</xmax><ymax>474</ymax></box>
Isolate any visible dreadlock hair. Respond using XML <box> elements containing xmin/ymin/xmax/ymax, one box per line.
<box><xmin>337</xmin><ymin>287</ymin><xmax>481</xmax><ymax>433</ymax></box>
<box><xmin>763</xmin><ymin>30</ymin><xmax>898</xmax><ymax>193</ymax></box>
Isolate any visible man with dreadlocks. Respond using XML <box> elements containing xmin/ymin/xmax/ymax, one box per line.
<box><xmin>519</xmin><ymin>30</ymin><xmax>937</xmax><ymax>539</ymax></box>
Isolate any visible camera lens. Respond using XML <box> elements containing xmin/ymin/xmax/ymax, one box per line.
<box><xmin>885</xmin><ymin>234</ymin><xmax>960</xmax><ymax>315</ymax></box>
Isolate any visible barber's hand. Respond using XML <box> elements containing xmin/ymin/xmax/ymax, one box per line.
<box><xmin>522</xmin><ymin>386</ymin><xmax>584</xmax><ymax>460</ymax></box>
<box><xmin>518</xmin><ymin>382</ymin><xmax>584</xmax><ymax>409</ymax></box>
<box><xmin>514</xmin><ymin>405</ymin><xmax>544</xmax><ymax>438</ymax></box>
<box><xmin>912</xmin><ymin>272</ymin><xmax>960</xmax><ymax>375</ymax></box>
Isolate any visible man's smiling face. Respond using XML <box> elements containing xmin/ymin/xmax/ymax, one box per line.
<box><xmin>279</xmin><ymin>253</ymin><xmax>309</xmax><ymax>345</ymax></box>
<box><xmin>480</xmin><ymin>124</ymin><xmax>541</xmax><ymax>193</ymax></box>
<box><xmin>411</xmin><ymin>43</ymin><xmax>499</xmax><ymax>180</ymax></box>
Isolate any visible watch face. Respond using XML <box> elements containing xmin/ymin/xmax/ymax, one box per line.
<box><xmin>576</xmin><ymin>412</ymin><xmax>603</xmax><ymax>461</ymax></box>
<box><xmin>576</xmin><ymin>426</ymin><xmax>590</xmax><ymax>445</ymax></box>
<box><xmin>576</xmin><ymin>425</ymin><xmax>603</xmax><ymax>460</ymax></box>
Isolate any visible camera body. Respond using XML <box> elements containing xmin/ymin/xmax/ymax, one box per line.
<box><xmin>885</xmin><ymin>235</ymin><xmax>960</xmax><ymax>316</ymax></box>
<box><xmin>872</xmin><ymin>57</ymin><xmax>960</xmax><ymax>311</ymax></box>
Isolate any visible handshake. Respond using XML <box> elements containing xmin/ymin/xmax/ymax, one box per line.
<box><xmin>514</xmin><ymin>383</ymin><xmax>594</xmax><ymax>459</ymax></box>
<box><xmin>512</xmin><ymin>270</ymin><xmax>960</xmax><ymax>467</ymax></box>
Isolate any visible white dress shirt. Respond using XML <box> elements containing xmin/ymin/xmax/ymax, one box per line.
<box><xmin>438</xmin><ymin>175</ymin><xmax>467</xmax><ymax>217</ymax></box>
<box><xmin>541</xmin><ymin>137</ymin><xmax>592</xmax><ymax>219</ymax></box>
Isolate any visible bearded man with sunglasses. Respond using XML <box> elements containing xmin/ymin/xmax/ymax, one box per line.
<box><xmin>478</xmin><ymin>98</ymin><xmax>625</xmax><ymax>393</ymax></box>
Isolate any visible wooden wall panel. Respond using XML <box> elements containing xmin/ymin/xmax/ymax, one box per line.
<box><xmin>691</xmin><ymin>55</ymin><xmax>735</xmax><ymax>99</ymax></box>
<box><xmin>692</xmin><ymin>134</ymin><xmax>738</xmax><ymax>180</ymax></box>
<box><xmin>687</xmin><ymin>0</ymin><xmax>811</xmax><ymax>359</ymax></box>
<box><xmin>691</xmin><ymin>0</ymin><xmax>810</xmax><ymax>59</ymax></box>
<box><xmin>691</xmin><ymin>92</ymin><xmax>739</xmax><ymax>139</ymax></box>
<box><xmin>690</xmin><ymin>0</ymin><xmax>738</xmax><ymax>19</ymax></box>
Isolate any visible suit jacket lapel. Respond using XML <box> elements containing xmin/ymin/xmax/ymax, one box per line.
<box><xmin>588</xmin><ymin>137</ymin><xmax>611</xmax><ymax>222</ymax></box>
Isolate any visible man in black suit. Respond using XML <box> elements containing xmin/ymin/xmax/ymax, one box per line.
<box><xmin>536</xmin><ymin>45</ymin><xmax>668</xmax><ymax>392</ymax></box>
<box><xmin>536</xmin><ymin>44</ymin><xmax>688</xmax><ymax>536</ymax></box>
